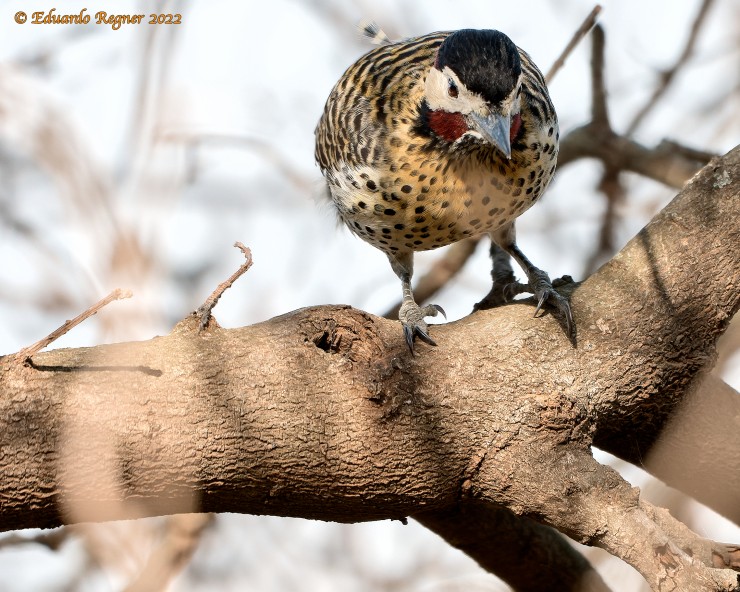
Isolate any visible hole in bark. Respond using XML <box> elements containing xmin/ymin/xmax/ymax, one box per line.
<box><xmin>300</xmin><ymin>308</ymin><xmax>385</xmax><ymax>362</ymax></box>
<box><xmin>313</xmin><ymin>330</ymin><xmax>340</xmax><ymax>353</ymax></box>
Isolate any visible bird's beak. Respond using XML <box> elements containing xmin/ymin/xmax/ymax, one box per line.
<box><xmin>469</xmin><ymin>111</ymin><xmax>511</xmax><ymax>159</ymax></box>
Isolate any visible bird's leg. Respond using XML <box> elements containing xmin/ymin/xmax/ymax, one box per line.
<box><xmin>506</xmin><ymin>243</ymin><xmax>574</xmax><ymax>334</ymax></box>
<box><xmin>473</xmin><ymin>242</ymin><xmax>517</xmax><ymax>311</ymax></box>
<box><xmin>389</xmin><ymin>252</ymin><xmax>446</xmax><ymax>352</ymax></box>
<box><xmin>477</xmin><ymin>225</ymin><xmax>574</xmax><ymax>337</ymax></box>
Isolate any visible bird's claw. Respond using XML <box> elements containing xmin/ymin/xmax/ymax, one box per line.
<box><xmin>475</xmin><ymin>271</ymin><xmax>575</xmax><ymax>338</ymax></box>
<box><xmin>528</xmin><ymin>271</ymin><xmax>575</xmax><ymax>338</ymax></box>
<box><xmin>403</xmin><ymin>323</ymin><xmax>437</xmax><ymax>351</ymax></box>
<box><xmin>430</xmin><ymin>303</ymin><xmax>447</xmax><ymax>319</ymax></box>
<box><xmin>399</xmin><ymin>301</ymin><xmax>444</xmax><ymax>353</ymax></box>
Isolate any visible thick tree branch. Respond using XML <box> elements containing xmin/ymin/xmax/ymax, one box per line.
<box><xmin>0</xmin><ymin>147</ymin><xmax>738</xmax><ymax>590</ymax></box>
<box><xmin>473</xmin><ymin>447</ymin><xmax>738</xmax><ymax>591</ymax></box>
<box><xmin>584</xmin><ymin>149</ymin><xmax>739</xmax><ymax>456</ymax></box>
<box><xmin>416</xmin><ymin>504</ymin><xmax>612</xmax><ymax>592</ymax></box>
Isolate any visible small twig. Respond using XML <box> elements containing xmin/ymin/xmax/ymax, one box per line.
<box><xmin>15</xmin><ymin>288</ymin><xmax>133</xmax><ymax>364</ymax></box>
<box><xmin>546</xmin><ymin>5</ymin><xmax>603</xmax><ymax>83</ymax></box>
<box><xmin>626</xmin><ymin>0</ymin><xmax>715</xmax><ymax>135</ymax></box>
<box><xmin>581</xmin><ymin>23</ymin><xmax>624</xmax><ymax>275</ymax></box>
<box><xmin>195</xmin><ymin>242</ymin><xmax>253</xmax><ymax>330</ymax></box>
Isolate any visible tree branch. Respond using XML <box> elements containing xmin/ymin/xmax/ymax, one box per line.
<box><xmin>626</xmin><ymin>0</ymin><xmax>716</xmax><ymax>135</ymax></box>
<box><xmin>558</xmin><ymin>129</ymin><xmax>714</xmax><ymax>189</ymax></box>
<box><xmin>15</xmin><ymin>289</ymin><xmax>132</xmax><ymax>364</ymax></box>
<box><xmin>473</xmin><ymin>447</ymin><xmax>738</xmax><ymax>591</ymax></box>
<box><xmin>0</xmin><ymin>147</ymin><xmax>738</xmax><ymax>590</ymax></box>
<box><xmin>416</xmin><ymin>504</ymin><xmax>612</xmax><ymax>592</ymax></box>
<box><xmin>545</xmin><ymin>5</ymin><xmax>603</xmax><ymax>83</ymax></box>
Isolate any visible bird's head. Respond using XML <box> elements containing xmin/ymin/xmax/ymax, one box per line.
<box><xmin>422</xmin><ymin>29</ymin><xmax>523</xmax><ymax>158</ymax></box>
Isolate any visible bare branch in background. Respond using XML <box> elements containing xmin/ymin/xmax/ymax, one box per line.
<box><xmin>557</xmin><ymin>131</ymin><xmax>713</xmax><ymax>188</ymax></box>
<box><xmin>165</xmin><ymin>132</ymin><xmax>315</xmax><ymax>192</ymax></box>
<box><xmin>584</xmin><ymin>26</ymin><xmax>622</xmax><ymax>276</ymax></box>
<box><xmin>123</xmin><ymin>514</ymin><xmax>214</xmax><ymax>592</ymax></box>
<box><xmin>626</xmin><ymin>0</ymin><xmax>716</xmax><ymax>135</ymax></box>
<box><xmin>569</xmin><ymin>21</ymin><xmax>721</xmax><ymax>275</ymax></box>
<box><xmin>545</xmin><ymin>4</ymin><xmax>603</xmax><ymax>83</ymax></box>
<box><xmin>589</xmin><ymin>25</ymin><xmax>610</xmax><ymax>127</ymax></box>
<box><xmin>125</xmin><ymin>0</ymin><xmax>186</xmax><ymax>177</ymax></box>
<box><xmin>0</xmin><ymin>528</ymin><xmax>70</xmax><ymax>551</ymax></box>
<box><xmin>584</xmin><ymin>168</ymin><xmax>625</xmax><ymax>275</ymax></box>
<box><xmin>0</xmin><ymin>65</ymin><xmax>116</xmax><ymax>235</ymax></box>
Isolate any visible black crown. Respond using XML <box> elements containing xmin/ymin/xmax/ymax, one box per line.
<box><xmin>436</xmin><ymin>29</ymin><xmax>522</xmax><ymax>106</ymax></box>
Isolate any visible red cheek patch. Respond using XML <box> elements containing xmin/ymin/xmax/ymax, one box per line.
<box><xmin>510</xmin><ymin>113</ymin><xmax>523</xmax><ymax>143</ymax></box>
<box><xmin>428</xmin><ymin>110</ymin><xmax>468</xmax><ymax>142</ymax></box>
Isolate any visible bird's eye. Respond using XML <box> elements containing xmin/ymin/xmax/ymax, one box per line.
<box><xmin>448</xmin><ymin>80</ymin><xmax>459</xmax><ymax>98</ymax></box>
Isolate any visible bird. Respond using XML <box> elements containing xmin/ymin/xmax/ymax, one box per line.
<box><xmin>315</xmin><ymin>27</ymin><xmax>573</xmax><ymax>351</ymax></box>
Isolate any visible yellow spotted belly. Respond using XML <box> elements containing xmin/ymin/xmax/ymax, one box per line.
<box><xmin>330</xmin><ymin>152</ymin><xmax>555</xmax><ymax>256</ymax></box>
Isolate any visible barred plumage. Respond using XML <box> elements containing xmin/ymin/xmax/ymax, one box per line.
<box><xmin>316</xmin><ymin>29</ymin><xmax>573</xmax><ymax>350</ymax></box>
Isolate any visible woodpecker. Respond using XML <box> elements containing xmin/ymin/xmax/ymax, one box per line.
<box><xmin>315</xmin><ymin>28</ymin><xmax>573</xmax><ymax>351</ymax></box>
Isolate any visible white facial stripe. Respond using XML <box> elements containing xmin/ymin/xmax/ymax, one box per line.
<box><xmin>424</xmin><ymin>66</ymin><xmax>487</xmax><ymax>115</ymax></box>
<box><xmin>499</xmin><ymin>72</ymin><xmax>523</xmax><ymax>115</ymax></box>
<box><xmin>425</xmin><ymin>67</ymin><xmax>523</xmax><ymax>117</ymax></box>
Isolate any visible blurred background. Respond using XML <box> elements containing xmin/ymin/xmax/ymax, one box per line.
<box><xmin>0</xmin><ymin>0</ymin><xmax>738</xmax><ymax>590</ymax></box>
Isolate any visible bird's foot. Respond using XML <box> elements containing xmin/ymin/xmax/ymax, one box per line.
<box><xmin>474</xmin><ymin>271</ymin><xmax>575</xmax><ymax>338</ymax></box>
<box><xmin>399</xmin><ymin>300</ymin><xmax>446</xmax><ymax>353</ymax></box>
<box><xmin>518</xmin><ymin>270</ymin><xmax>574</xmax><ymax>337</ymax></box>
<box><xmin>472</xmin><ymin>268</ymin><xmax>516</xmax><ymax>311</ymax></box>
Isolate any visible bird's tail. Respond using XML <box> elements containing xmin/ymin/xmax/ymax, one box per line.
<box><xmin>357</xmin><ymin>20</ymin><xmax>392</xmax><ymax>45</ymax></box>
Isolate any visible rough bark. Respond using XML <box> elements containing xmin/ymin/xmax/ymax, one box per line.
<box><xmin>1</xmin><ymin>147</ymin><xmax>739</xmax><ymax>591</ymax></box>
